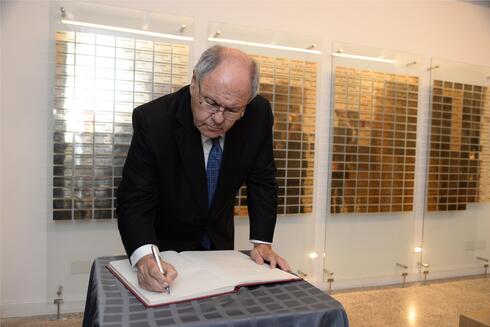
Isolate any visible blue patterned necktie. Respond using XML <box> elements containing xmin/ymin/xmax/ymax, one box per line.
<box><xmin>201</xmin><ymin>138</ymin><xmax>222</xmax><ymax>250</ymax></box>
<box><xmin>206</xmin><ymin>138</ymin><xmax>222</xmax><ymax>206</ymax></box>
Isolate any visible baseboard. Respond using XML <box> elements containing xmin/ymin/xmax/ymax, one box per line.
<box><xmin>424</xmin><ymin>267</ymin><xmax>487</xmax><ymax>281</ymax></box>
<box><xmin>1</xmin><ymin>300</ymin><xmax>84</xmax><ymax>318</ymax></box>
<box><xmin>308</xmin><ymin>267</ymin><xmax>487</xmax><ymax>292</ymax></box>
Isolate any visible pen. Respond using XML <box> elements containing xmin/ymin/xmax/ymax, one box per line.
<box><xmin>151</xmin><ymin>245</ymin><xmax>171</xmax><ymax>294</ymax></box>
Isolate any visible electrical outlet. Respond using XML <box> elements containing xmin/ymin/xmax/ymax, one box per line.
<box><xmin>477</xmin><ymin>240</ymin><xmax>487</xmax><ymax>250</ymax></box>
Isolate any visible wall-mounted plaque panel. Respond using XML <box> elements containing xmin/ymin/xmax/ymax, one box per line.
<box><xmin>427</xmin><ymin>80</ymin><xmax>490</xmax><ymax>211</ymax></box>
<box><xmin>234</xmin><ymin>55</ymin><xmax>318</xmax><ymax>216</ymax></box>
<box><xmin>330</xmin><ymin>66</ymin><xmax>419</xmax><ymax>214</ymax></box>
<box><xmin>53</xmin><ymin>30</ymin><xmax>190</xmax><ymax>220</ymax></box>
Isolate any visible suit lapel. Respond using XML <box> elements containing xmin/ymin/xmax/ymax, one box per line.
<box><xmin>173</xmin><ymin>94</ymin><xmax>208</xmax><ymax>220</ymax></box>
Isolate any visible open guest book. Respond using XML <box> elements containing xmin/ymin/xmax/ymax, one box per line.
<box><xmin>107</xmin><ymin>250</ymin><xmax>301</xmax><ymax>307</ymax></box>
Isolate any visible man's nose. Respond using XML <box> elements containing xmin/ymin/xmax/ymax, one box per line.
<box><xmin>212</xmin><ymin>110</ymin><xmax>225</xmax><ymax>124</ymax></box>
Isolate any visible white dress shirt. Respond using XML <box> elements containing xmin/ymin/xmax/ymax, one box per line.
<box><xmin>129</xmin><ymin>134</ymin><xmax>270</xmax><ymax>267</ymax></box>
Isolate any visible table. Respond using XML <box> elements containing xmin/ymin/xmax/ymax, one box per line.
<box><xmin>83</xmin><ymin>255</ymin><xmax>349</xmax><ymax>327</ymax></box>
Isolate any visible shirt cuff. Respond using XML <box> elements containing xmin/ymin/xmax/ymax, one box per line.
<box><xmin>130</xmin><ymin>244</ymin><xmax>155</xmax><ymax>268</ymax></box>
<box><xmin>250</xmin><ymin>239</ymin><xmax>272</xmax><ymax>245</ymax></box>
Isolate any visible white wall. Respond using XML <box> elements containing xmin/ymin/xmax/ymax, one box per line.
<box><xmin>1</xmin><ymin>0</ymin><xmax>489</xmax><ymax>318</ymax></box>
<box><xmin>0</xmin><ymin>0</ymin><xmax>3</xmax><ymax>314</ymax></box>
<box><xmin>1</xmin><ymin>1</ymin><xmax>51</xmax><ymax>317</ymax></box>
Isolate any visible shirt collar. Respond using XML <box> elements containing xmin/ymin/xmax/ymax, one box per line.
<box><xmin>201</xmin><ymin>134</ymin><xmax>225</xmax><ymax>145</ymax></box>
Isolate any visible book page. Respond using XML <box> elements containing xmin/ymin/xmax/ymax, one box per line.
<box><xmin>180</xmin><ymin>251</ymin><xmax>298</xmax><ymax>287</ymax></box>
<box><xmin>108</xmin><ymin>250</ymin><xmax>236</xmax><ymax>306</ymax></box>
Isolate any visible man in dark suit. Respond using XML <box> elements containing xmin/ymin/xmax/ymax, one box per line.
<box><xmin>117</xmin><ymin>45</ymin><xmax>290</xmax><ymax>292</ymax></box>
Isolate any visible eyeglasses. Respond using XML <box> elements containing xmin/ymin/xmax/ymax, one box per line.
<box><xmin>198</xmin><ymin>89</ymin><xmax>246</xmax><ymax>121</ymax></box>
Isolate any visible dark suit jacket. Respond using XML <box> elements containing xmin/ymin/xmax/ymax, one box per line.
<box><xmin>117</xmin><ymin>86</ymin><xmax>278</xmax><ymax>257</ymax></box>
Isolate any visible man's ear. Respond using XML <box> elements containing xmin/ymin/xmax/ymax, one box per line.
<box><xmin>189</xmin><ymin>74</ymin><xmax>197</xmax><ymax>96</ymax></box>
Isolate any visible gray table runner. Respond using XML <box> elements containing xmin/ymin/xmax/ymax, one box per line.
<box><xmin>83</xmin><ymin>256</ymin><xmax>349</xmax><ymax>327</ymax></box>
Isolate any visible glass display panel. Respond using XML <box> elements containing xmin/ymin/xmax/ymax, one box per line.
<box><xmin>234</xmin><ymin>55</ymin><xmax>318</xmax><ymax>216</ymax></box>
<box><xmin>422</xmin><ymin>59</ymin><xmax>490</xmax><ymax>278</ymax></box>
<box><xmin>324</xmin><ymin>42</ymin><xmax>425</xmax><ymax>290</ymax></box>
<box><xmin>53</xmin><ymin>30</ymin><xmax>191</xmax><ymax>220</ymax></box>
<box><xmin>427</xmin><ymin>80</ymin><xmax>490</xmax><ymax>211</ymax></box>
<box><xmin>330</xmin><ymin>66</ymin><xmax>419</xmax><ymax>214</ymax></box>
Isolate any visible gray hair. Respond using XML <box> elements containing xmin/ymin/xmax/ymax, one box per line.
<box><xmin>193</xmin><ymin>45</ymin><xmax>260</xmax><ymax>101</ymax></box>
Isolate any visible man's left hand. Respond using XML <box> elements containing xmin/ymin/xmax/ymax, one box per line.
<box><xmin>250</xmin><ymin>243</ymin><xmax>291</xmax><ymax>272</ymax></box>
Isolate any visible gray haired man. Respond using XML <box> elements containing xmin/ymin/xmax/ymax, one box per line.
<box><xmin>117</xmin><ymin>45</ymin><xmax>290</xmax><ymax>292</ymax></box>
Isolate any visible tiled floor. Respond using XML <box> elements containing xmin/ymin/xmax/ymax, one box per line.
<box><xmin>1</xmin><ymin>276</ymin><xmax>489</xmax><ymax>326</ymax></box>
<box><xmin>0</xmin><ymin>313</ymin><xmax>83</xmax><ymax>327</ymax></box>
<box><xmin>332</xmin><ymin>275</ymin><xmax>490</xmax><ymax>327</ymax></box>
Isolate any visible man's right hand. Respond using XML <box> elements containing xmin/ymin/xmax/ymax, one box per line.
<box><xmin>136</xmin><ymin>254</ymin><xmax>178</xmax><ymax>292</ymax></box>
